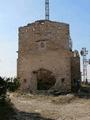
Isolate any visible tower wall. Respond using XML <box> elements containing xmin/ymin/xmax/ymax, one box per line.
<box><xmin>17</xmin><ymin>20</ymin><xmax>77</xmax><ymax>93</ymax></box>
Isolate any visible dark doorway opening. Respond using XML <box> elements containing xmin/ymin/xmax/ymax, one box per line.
<box><xmin>36</xmin><ymin>68</ymin><xmax>56</xmax><ymax>90</ymax></box>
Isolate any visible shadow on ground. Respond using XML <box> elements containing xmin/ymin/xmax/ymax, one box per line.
<box><xmin>11</xmin><ymin>111</ymin><xmax>54</xmax><ymax>120</ymax></box>
<box><xmin>0</xmin><ymin>100</ymin><xmax>54</xmax><ymax>120</ymax></box>
<box><xmin>0</xmin><ymin>100</ymin><xmax>15</xmax><ymax>120</ymax></box>
<box><xmin>76</xmin><ymin>86</ymin><xmax>90</xmax><ymax>99</ymax></box>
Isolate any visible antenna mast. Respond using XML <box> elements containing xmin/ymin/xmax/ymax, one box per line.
<box><xmin>80</xmin><ymin>48</ymin><xmax>88</xmax><ymax>83</ymax></box>
<box><xmin>45</xmin><ymin>0</ymin><xmax>49</xmax><ymax>20</ymax></box>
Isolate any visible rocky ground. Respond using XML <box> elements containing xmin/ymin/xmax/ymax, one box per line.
<box><xmin>7</xmin><ymin>92</ymin><xmax>90</xmax><ymax>120</ymax></box>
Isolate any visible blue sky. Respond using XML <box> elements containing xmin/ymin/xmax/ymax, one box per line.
<box><xmin>0</xmin><ymin>0</ymin><xmax>90</xmax><ymax>79</ymax></box>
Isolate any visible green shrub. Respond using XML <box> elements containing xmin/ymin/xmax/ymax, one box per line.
<box><xmin>0</xmin><ymin>77</ymin><xmax>7</xmax><ymax>95</ymax></box>
<box><xmin>7</xmin><ymin>78</ymin><xmax>20</xmax><ymax>92</ymax></box>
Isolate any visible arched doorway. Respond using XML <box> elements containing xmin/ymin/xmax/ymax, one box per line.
<box><xmin>35</xmin><ymin>68</ymin><xmax>56</xmax><ymax>90</ymax></box>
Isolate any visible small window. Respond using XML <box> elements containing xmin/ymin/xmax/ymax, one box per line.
<box><xmin>33</xmin><ymin>71</ymin><xmax>37</xmax><ymax>74</ymax></box>
<box><xmin>38</xmin><ymin>41</ymin><xmax>46</xmax><ymax>50</ymax></box>
<box><xmin>23</xmin><ymin>79</ymin><xmax>27</xmax><ymax>83</ymax></box>
<box><xmin>61</xmin><ymin>78</ymin><xmax>65</xmax><ymax>83</ymax></box>
<box><xmin>41</xmin><ymin>42</ymin><xmax>45</xmax><ymax>48</ymax></box>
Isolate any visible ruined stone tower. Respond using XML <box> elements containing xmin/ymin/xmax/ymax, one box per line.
<box><xmin>17</xmin><ymin>20</ymin><xmax>80</xmax><ymax>93</ymax></box>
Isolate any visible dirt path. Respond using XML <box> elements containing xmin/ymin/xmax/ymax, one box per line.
<box><xmin>10</xmin><ymin>93</ymin><xmax>90</xmax><ymax>120</ymax></box>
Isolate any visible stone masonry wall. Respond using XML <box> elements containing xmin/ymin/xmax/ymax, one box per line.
<box><xmin>71</xmin><ymin>53</ymin><xmax>81</xmax><ymax>91</ymax></box>
<box><xmin>17</xmin><ymin>20</ymin><xmax>74</xmax><ymax>93</ymax></box>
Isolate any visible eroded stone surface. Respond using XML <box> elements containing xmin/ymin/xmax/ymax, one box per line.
<box><xmin>17</xmin><ymin>20</ymin><xmax>80</xmax><ymax>93</ymax></box>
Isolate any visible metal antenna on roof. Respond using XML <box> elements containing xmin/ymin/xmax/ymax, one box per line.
<box><xmin>45</xmin><ymin>0</ymin><xmax>49</xmax><ymax>20</ymax></box>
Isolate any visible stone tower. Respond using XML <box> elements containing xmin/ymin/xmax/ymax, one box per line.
<box><xmin>17</xmin><ymin>20</ymin><xmax>80</xmax><ymax>93</ymax></box>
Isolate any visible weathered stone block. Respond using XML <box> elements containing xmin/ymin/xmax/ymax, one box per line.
<box><xmin>17</xmin><ymin>20</ymin><xmax>80</xmax><ymax>93</ymax></box>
